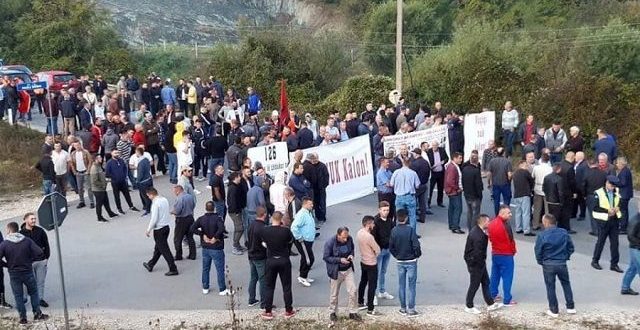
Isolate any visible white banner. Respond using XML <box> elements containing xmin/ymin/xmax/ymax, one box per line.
<box><xmin>247</xmin><ymin>142</ymin><xmax>290</xmax><ymax>177</ymax></box>
<box><xmin>383</xmin><ymin>125</ymin><xmax>449</xmax><ymax>156</ymax></box>
<box><xmin>293</xmin><ymin>135</ymin><xmax>374</xmax><ymax>206</ymax></box>
<box><xmin>464</xmin><ymin>111</ymin><xmax>496</xmax><ymax>162</ymax></box>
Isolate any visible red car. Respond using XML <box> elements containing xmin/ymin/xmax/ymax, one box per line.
<box><xmin>35</xmin><ymin>71</ymin><xmax>79</xmax><ymax>92</ymax></box>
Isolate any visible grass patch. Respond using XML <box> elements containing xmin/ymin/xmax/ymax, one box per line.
<box><xmin>477</xmin><ymin>313</ymin><xmax>529</xmax><ymax>330</ymax></box>
<box><xmin>0</xmin><ymin>121</ymin><xmax>44</xmax><ymax>195</ymax></box>
<box><xmin>579</xmin><ymin>318</ymin><xmax>626</xmax><ymax>330</ymax></box>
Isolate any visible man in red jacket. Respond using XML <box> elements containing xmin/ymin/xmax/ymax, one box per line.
<box><xmin>488</xmin><ymin>204</ymin><xmax>517</xmax><ymax>306</ymax></box>
<box><xmin>445</xmin><ymin>152</ymin><xmax>465</xmax><ymax>234</ymax></box>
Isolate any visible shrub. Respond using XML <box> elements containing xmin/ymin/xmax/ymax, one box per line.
<box><xmin>317</xmin><ymin>74</ymin><xmax>394</xmax><ymax>119</ymax></box>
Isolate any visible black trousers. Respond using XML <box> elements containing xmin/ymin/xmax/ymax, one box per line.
<box><xmin>416</xmin><ymin>184</ymin><xmax>429</xmax><ymax>223</ymax></box>
<box><xmin>592</xmin><ymin>219</ymin><xmax>620</xmax><ymax>265</ymax></box>
<box><xmin>193</xmin><ymin>151</ymin><xmax>208</xmax><ymax>178</ymax></box>
<box><xmin>0</xmin><ymin>267</ymin><xmax>6</xmax><ymax>304</ymax></box>
<box><xmin>294</xmin><ymin>240</ymin><xmax>314</xmax><ymax>278</ymax></box>
<box><xmin>94</xmin><ymin>191</ymin><xmax>116</xmax><ymax>220</ymax></box>
<box><xmin>174</xmin><ymin>216</ymin><xmax>196</xmax><ymax>259</ymax></box>
<box><xmin>572</xmin><ymin>193</ymin><xmax>586</xmax><ymax>218</ymax></box>
<box><xmin>55</xmin><ymin>175</ymin><xmax>67</xmax><ymax>196</ymax></box>
<box><xmin>560</xmin><ymin>198</ymin><xmax>573</xmax><ymax>230</ymax></box>
<box><xmin>112</xmin><ymin>181</ymin><xmax>134</xmax><ymax>211</ymax></box>
<box><xmin>547</xmin><ymin>203</ymin><xmax>564</xmax><ymax>229</ymax></box>
<box><xmin>377</xmin><ymin>191</ymin><xmax>396</xmax><ymax>222</ymax></box>
<box><xmin>428</xmin><ymin>171</ymin><xmax>445</xmax><ymax>207</ymax></box>
<box><xmin>313</xmin><ymin>189</ymin><xmax>327</xmax><ymax>222</ymax></box>
<box><xmin>149</xmin><ymin>226</ymin><xmax>177</xmax><ymax>272</ymax></box>
<box><xmin>178</xmin><ymin>100</ymin><xmax>187</xmax><ymax>113</ymax></box>
<box><xmin>358</xmin><ymin>263</ymin><xmax>378</xmax><ymax>311</ymax></box>
<box><xmin>264</xmin><ymin>257</ymin><xmax>293</xmax><ymax>313</ymax></box>
<box><xmin>466</xmin><ymin>264</ymin><xmax>493</xmax><ymax>308</ymax></box>
<box><xmin>139</xmin><ymin>183</ymin><xmax>153</xmax><ymax>212</ymax></box>
<box><xmin>147</xmin><ymin>143</ymin><xmax>166</xmax><ymax>174</ymax></box>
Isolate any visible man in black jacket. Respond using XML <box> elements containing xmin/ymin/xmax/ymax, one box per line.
<box><xmin>583</xmin><ymin>159</ymin><xmax>607</xmax><ymax>236</ymax></box>
<box><xmin>19</xmin><ymin>213</ymin><xmax>50</xmax><ymax>308</ymax></box>
<box><xmin>621</xmin><ymin>219</ymin><xmax>640</xmax><ymax>295</ymax></box>
<box><xmin>189</xmin><ymin>202</ymin><xmax>230</xmax><ymax>295</ymax></box>
<box><xmin>372</xmin><ymin>201</ymin><xmax>395</xmax><ymax>301</ymax></box>
<box><xmin>426</xmin><ymin>140</ymin><xmax>449</xmax><ymax>209</ymax></box>
<box><xmin>226</xmin><ymin>172</ymin><xmax>245</xmax><ymax>255</ymax></box>
<box><xmin>411</xmin><ymin>148</ymin><xmax>431</xmax><ymax>223</ymax></box>
<box><xmin>297</xmin><ymin>121</ymin><xmax>315</xmax><ymax>150</ymax></box>
<box><xmin>462</xmin><ymin>153</ymin><xmax>483</xmax><ymax>231</ymax></box>
<box><xmin>247</xmin><ymin>206</ymin><xmax>268</xmax><ymax>309</ymax></box>
<box><xmin>226</xmin><ymin>136</ymin><xmax>244</xmax><ymax>174</ymax></box>
<box><xmin>559</xmin><ymin>152</ymin><xmax>577</xmax><ymax>234</ymax></box>
<box><xmin>543</xmin><ymin>164</ymin><xmax>564</xmax><ymax>229</ymax></box>
<box><xmin>0</xmin><ymin>222</ymin><xmax>49</xmax><ymax>324</ymax></box>
<box><xmin>464</xmin><ymin>214</ymin><xmax>502</xmax><ymax>314</ymax></box>
<box><xmin>34</xmin><ymin>151</ymin><xmax>56</xmax><ymax>196</ymax></box>
<box><xmin>303</xmin><ymin>153</ymin><xmax>330</xmax><ymax>224</ymax></box>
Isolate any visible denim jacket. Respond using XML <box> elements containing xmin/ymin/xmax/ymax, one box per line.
<box><xmin>534</xmin><ymin>226</ymin><xmax>574</xmax><ymax>265</ymax></box>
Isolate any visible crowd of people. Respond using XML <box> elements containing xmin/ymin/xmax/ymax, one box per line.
<box><xmin>1</xmin><ymin>71</ymin><xmax>639</xmax><ymax>323</ymax></box>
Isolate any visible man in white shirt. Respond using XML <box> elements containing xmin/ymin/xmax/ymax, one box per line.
<box><xmin>501</xmin><ymin>101</ymin><xmax>519</xmax><ymax>157</ymax></box>
<box><xmin>143</xmin><ymin>187</ymin><xmax>179</xmax><ymax>276</ymax></box>
<box><xmin>532</xmin><ymin>153</ymin><xmax>553</xmax><ymax>231</ymax></box>
<box><xmin>176</xmin><ymin>132</ymin><xmax>193</xmax><ymax>171</ymax></box>
<box><xmin>128</xmin><ymin>147</ymin><xmax>153</xmax><ymax>180</ymax></box>
<box><xmin>51</xmin><ymin>142</ymin><xmax>70</xmax><ymax>196</ymax></box>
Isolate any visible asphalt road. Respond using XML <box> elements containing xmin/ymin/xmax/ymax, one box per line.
<box><xmin>5</xmin><ymin>111</ymin><xmax>637</xmax><ymax>312</ymax></box>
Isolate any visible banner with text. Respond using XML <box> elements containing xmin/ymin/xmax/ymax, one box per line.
<box><xmin>247</xmin><ymin>142</ymin><xmax>290</xmax><ymax>177</ymax></box>
<box><xmin>383</xmin><ymin>125</ymin><xmax>449</xmax><ymax>156</ymax></box>
<box><xmin>464</xmin><ymin>111</ymin><xmax>496</xmax><ymax>162</ymax></box>
<box><xmin>294</xmin><ymin>135</ymin><xmax>374</xmax><ymax>206</ymax></box>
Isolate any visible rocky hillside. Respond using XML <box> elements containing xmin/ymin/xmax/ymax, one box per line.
<box><xmin>97</xmin><ymin>0</ymin><xmax>335</xmax><ymax>46</ymax></box>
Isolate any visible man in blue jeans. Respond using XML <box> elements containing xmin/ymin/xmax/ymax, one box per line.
<box><xmin>534</xmin><ymin>214</ymin><xmax>576</xmax><ymax>317</ymax></box>
<box><xmin>373</xmin><ymin>202</ymin><xmax>395</xmax><ymax>302</ymax></box>
<box><xmin>621</xmin><ymin>219</ymin><xmax>640</xmax><ymax>295</ymax></box>
<box><xmin>0</xmin><ymin>222</ymin><xmax>49</xmax><ymax>325</ymax></box>
<box><xmin>190</xmin><ymin>202</ymin><xmax>231</xmax><ymax>296</ymax></box>
<box><xmin>389</xmin><ymin>154</ymin><xmax>421</xmax><ymax>236</ymax></box>
<box><xmin>389</xmin><ymin>209</ymin><xmax>421</xmax><ymax>317</ymax></box>
<box><xmin>487</xmin><ymin>148</ymin><xmax>513</xmax><ymax>216</ymax></box>
<box><xmin>488</xmin><ymin>205</ymin><xmax>517</xmax><ymax>306</ymax></box>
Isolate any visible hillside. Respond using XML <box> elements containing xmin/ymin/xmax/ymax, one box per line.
<box><xmin>97</xmin><ymin>0</ymin><xmax>337</xmax><ymax>45</ymax></box>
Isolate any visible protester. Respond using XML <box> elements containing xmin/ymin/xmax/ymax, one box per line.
<box><xmin>444</xmin><ymin>152</ymin><xmax>465</xmax><ymax>234</ymax></box>
<box><xmin>534</xmin><ymin>214</ymin><xmax>576</xmax><ymax>318</ymax></box>
<box><xmin>0</xmin><ymin>222</ymin><xmax>49</xmax><ymax>324</ymax></box>
<box><xmin>70</xmin><ymin>141</ymin><xmax>94</xmax><ymax>209</ymax></box>
<box><xmin>376</xmin><ymin>158</ymin><xmax>396</xmax><ymax>220</ymax></box>
<box><xmin>190</xmin><ymin>201</ymin><xmax>230</xmax><ymax>295</ymax></box>
<box><xmin>105</xmin><ymin>150</ymin><xmax>139</xmax><ymax>214</ymax></box>
<box><xmin>501</xmin><ymin>101</ymin><xmax>518</xmax><ymax>157</ymax></box>
<box><xmin>227</xmin><ymin>172</ymin><xmax>246</xmax><ymax>255</ymax></box>
<box><xmin>291</xmin><ymin>197</ymin><xmax>316</xmax><ymax>287</ymax></box>
<box><xmin>389</xmin><ymin>155</ymin><xmax>421</xmax><ymax>235</ymax></box>
<box><xmin>34</xmin><ymin>150</ymin><xmax>56</xmax><ymax>196</ymax></box>
<box><xmin>583</xmin><ymin>158</ymin><xmax>608</xmax><ymax>236</ymax></box>
<box><xmin>621</xmin><ymin>219</ymin><xmax>640</xmax><ymax>295</ymax></box>
<box><xmin>488</xmin><ymin>205</ymin><xmax>517</xmax><ymax>306</ymax></box>
<box><xmin>142</xmin><ymin>187</ymin><xmax>178</xmax><ymax>276</ymax></box>
<box><xmin>324</xmin><ymin>226</ymin><xmax>361</xmax><ymax>322</ymax></box>
<box><xmin>247</xmin><ymin>206</ymin><xmax>268</xmax><ymax>308</ymax></box>
<box><xmin>558</xmin><ymin>152</ymin><xmax>577</xmax><ymax>234</ymax></box>
<box><xmin>487</xmin><ymin>147</ymin><xmax>513</xmax><ymax>215</ymax></box>
<box><xmin>615</xmin><ymin>157</ymin><xmax>633</xmax><ymax>234</ymax></box>
<box><xmin>19</xmin><ymin>213</ymin><xmax>50</xmax><ymax>308</ymax></box>
<box><xmin>357</xmin><ymin>216</ymin><xmax>381</xmax><ymax>315</ymax></box>
<box><xmin>462</xmin><ymin>153</ymin><xmax>483</xmax><ymax>231</ymax></box>
<box><xmin>261</xmin><ymin>212</ymin><xmax>296</xmax><ymax>320</ymax></box>
<box><xmin>372</xmin><ymin>201</ymin><xmax>395</xmax><ymax>303</ymax></box>
<box><xmin>464</xmin><ymin>214</ymin><xmax>503</xmax><ymax>314</ymax></box>
<box><xmin>303</xmin><ymin>153</ymin><xmax>330</xmax><ymax>225</ymax></box>
<box><xmin>90</xmin><ymin>155</ymin><xmax>119</xmax><ymax>222</ymax></box>
<box><xmin>426</xmin><ymin>140</ymin><xmax>449</xmax><ymax>209</ymax></box>
<box><xmin>389</xmin><ymin>209</ymin><xmax>421</xmax><ymax>317</ymax></box>
<box><xmin>171</xmin><ymin>185</ymin><xmax>196</xmax><ymax>261</ymax></box>
<box><xmin>136</xmin><ymin>151</ymin><xmax>154</xmax><ymax>216</ymax></box>
<box><xmin>511</xmin><ymin>160</ymin><xmax>534</xmax><ymax>236</ymax></box>
<box><xmin>591</xmin><ymin>176</ymin><xmax>624</xmax><ymax>273</ymax></box>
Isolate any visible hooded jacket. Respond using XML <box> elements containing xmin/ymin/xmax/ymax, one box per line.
<box><xmin>0</xmin><ymin>233</ymin><xmax>44</xmax><ymax>273</ymax></box>
<box><xmin>173</xmin><ymin>121</ymin><xmax>186</xmax><ymax>149</ymax></box>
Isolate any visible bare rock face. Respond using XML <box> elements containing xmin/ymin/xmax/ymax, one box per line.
<box><xmin>97</xmin><ymin>0</ymin><xmax>331</xmax><ymax>45</ymax></box>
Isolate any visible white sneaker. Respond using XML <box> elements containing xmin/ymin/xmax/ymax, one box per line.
<box><xmin>373</xmin><ymin>296</ymin><xmax>378</xmax><ymax>306</ymax></box>
<box><xmin>377</xmin><ymin>292</ymin><xmax>394</xmax><ymax>300</ymax></box>
<box><xmin>567</xmin><ymin>309</ymin><xmax>577</xmax><ymax>315</ymax></box>
<box><xmin>202</xmin><ymin>289</ymin><xmax>209</xmax><ymax>295</ymax></box>
<box><xmin>304</xmin><ymin>278</ymin><xmax>315</xmax><ymax>283</ymax></box>
<box><xmin>297</xmin><ymin>277</ymin><xmax>311</xmax><ymax>287</ymax></box>
<box><xmin>219</xmin><ymin>289</ymin><xmax>233</xmax><ymax>296</ymax></box>
<box><xmin>546</xmin><ymin>310</ymin><xmax>559</xmax><ymax>318</ymax></box>
<box><xmin>465</xmin><ymin>307</ymin><xmax>482</xmax><ymax>315</ymax></box>
<box><xmin>487</xmin><ymin>303</ymin><xmax>503</xmax><ymax>311</ymax></box>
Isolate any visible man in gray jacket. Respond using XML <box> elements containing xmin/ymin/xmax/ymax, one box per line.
<box><xmin>171</xmin><ymin>185</ymin><xmax>196</xmax><ymax>260</ymax></box>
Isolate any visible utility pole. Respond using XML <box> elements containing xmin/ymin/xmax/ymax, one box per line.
<box><xmin>395</xmin><ymin>0</ymin><xmax>403</xmax><ymax>94</ymax></box>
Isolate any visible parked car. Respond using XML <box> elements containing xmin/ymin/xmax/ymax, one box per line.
<box><xmin>0</xmin><ymin>64</ymin><xmax>33</xmax><ymax>75</ymax></box>
<box><xmin>35</xmin><ymin>70</ymin><xmax>78</xmax><ymax>93</ymax></box>
<box><xmin>0</xmin><ymin>69</ymin><xmax>36</xmax><ymax>97</ymax></box>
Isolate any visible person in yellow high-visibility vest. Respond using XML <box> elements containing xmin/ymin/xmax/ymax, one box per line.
<box><xmin>591</xmin><ymin>175</ymin><xmax>624</xmax><ymax>273</ymax></box>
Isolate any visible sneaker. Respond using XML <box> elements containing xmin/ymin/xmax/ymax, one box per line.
<box><xmin>197</xmin><ymin>176</ymin><xmax>206</xmax><ymax>182</ymax></box>
<box><xmin>398</xmin><ymin>309</ymin><xmax>407</xmax><ymax>316</ymax></box>
<box><xmin>34</xmin><ymin>312</ymin><xmax>49</xmax><ymax>321</ymax></box>
<box><xmin>304</xmin><ymin>278</ymin><xmax>315</xmax><ymax>283</ymax></box>
<box><xmin>141</xmin><ymin>211</ymin><xmax>150</xmax><ymax>217</ymax></box>
<box><xmin>487</xmin><ymin>303</ymin><xmax>503</xmax><ymax>311</ymax></box>
<box><xmin>373</xmin><ymin>296</ymin><xmax>378</xmax><ymax>306</ymax></box>
<box><xmin>39</xmin><ymin>299</ymin><xmax>49</xmax><ymax>308</ymax></box>
<box><xmin>503</xmin><ymin>301</ymin><xmax>518</xmax><ymax>307</ymax></box>
<box><xmin>118</xmin><ymin>209</ymin><xmax>126</xmax><ymax>215</ymax></box>
<box><xmin>261</xmin><ymin>312</ymin><xmax>274</xmax><ymax>321</ymax></box>
<box><xmin>329</xmin><ymin>313</ymin><xmax>338</xmax><ymax>322</ymax></box>
<box><xmin>349</xmin><ymin>313</ymin><xmax>362</xmax><ymax>322</ymax></box>
<box><xmin>19</xmin><ymin>318</ymin><xmax>27</xmax><ymax>325</ymax></box>
<box><xmin>297</xmin><ymin>277</ymin><xmax>311</xmax><ymax>287</ymax></box>
<box><xmin>164</xmin><ymin>270</ymin><xmax>179</xmax><ymax>276</ymax></box>
<box><xmin>366</xmin><ymin>310</ymin><xmax>381</xmax><ymax>316</ymax></box>
<box><xmin>358</xmin><ymin>303</ymin><xmax>367</xmax><ymax>310</ymax></box>
<box><xmin>142</xmin><ymin>262</ymin><xmax>153</xmax><ymax>272</ymax></box>
<box><xmin>377</xmin><ymin>292</ymin><xmax>394</xmax><ymax>300</ymax></box>
<box><xmin>130</xmin><ymin>206</ymin><xmax>140</xmax><ymax>212</ymax></box>
<box><xmin>76</xmin><ymin>203</ymin><xmax>86</xmax><ymax>209</ymax></box>
<box><xmin>407</xmin><ymin>310</ymin><xmax>420</xmax><ymax>318</ymax></box>
<box><xmin>232</xmin><ymin>248</ymin><xmax>244</xmax><ymax>255</ymax></box>
<box><xmin>284</xmin><ymin>310</ymin><xmax>296</xmax><ymax>319</ymax></box>
<box><xmin>248</xmin><ymin>300</ymin><xmax>260</xmax><ymax>307</ymax></box>
<box><xmin>202</xmin><ymin>289</ymin><xmax>209</xmax><ymax>295</ymax></box>
<box><xmin>621</xmin><ymin>289</ymin><xmax>639</xmax><ymax>295</ymax></box>
<box><xmin>546</xmin><ymin>310</ymin><xmax>559</xmax><ymax>318</ymax></box>
<box><xmin>465</xmin><ymin>307</ymin><xmax>482</xmax><ymax>315</ymax></box>
<box><xmin>89</xmin><ymin>203</ymin><xmax>95</xmax><ymax>209</ymax></box>
<box><xmin>219</xmin><ymin>289</ymin><xmax>233</xmax><ymax>296</ymax></box>
<box><xmin>567</xmin><ymin>309</ymin><xmax>577</xmax><ymax>315</ymax></box>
